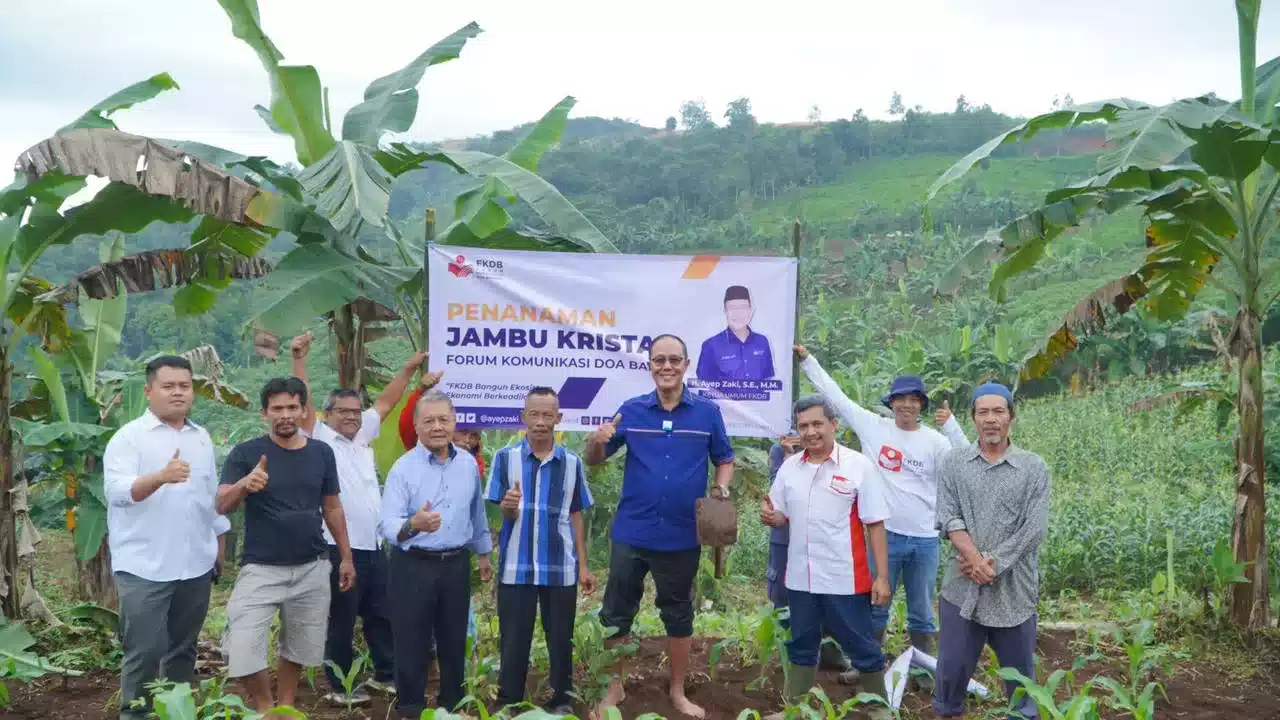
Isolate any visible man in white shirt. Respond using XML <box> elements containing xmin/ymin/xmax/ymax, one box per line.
<box><xmin>761</xmin><ymin>394</ymin><xmax>892</xmax><ymax>720</ymax></box>
<box><xmin>795</xmin><ymin>345</ymin><xmax>967</xmax><ymax>670</ymax></box>
<box><xmin>103</xmin><ymin>356</ymin><xmax>229</xmax><ymax>720</ymax></box>
<box><xmin>291</xmin><ymin>332</ymin><xmax>426</xmax><ymax>705</ymax></box>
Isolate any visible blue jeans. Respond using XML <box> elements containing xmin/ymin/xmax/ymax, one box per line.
<box><xmin>786</xmin><ymin>590</ymin><xmax>885</xmax><ymax>673</ymax></box>
<box><xmin>869</xmin><ymin>531</ymin><xmax>939</xmax><ymax>633</ymax></box>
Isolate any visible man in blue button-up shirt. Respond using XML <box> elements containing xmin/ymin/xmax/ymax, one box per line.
<box><xmin>695</xmin><ymin>285</ymin><xmax>776</xmax><ymax>382</ymax></box>
<box><xmin>587</xmin><ymin>333</ymin><xmax>735</xmax><ymax>720</ymax></box>
<box><xmin>379</xmin><ymin>390</ymin><xmax>493</xmax><ymax>717</ymax></box>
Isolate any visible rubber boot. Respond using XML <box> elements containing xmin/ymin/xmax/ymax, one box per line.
<box><xmin>766</xmin><ymin>664</ymin><xmax>818</xmax><ymax>720</ymax></box>
<box><xmin>908</xmin><ymin>631</ymin><xmax>938</xmax><ymax>694</ymax></box>
<box><xmin>818</xmin><ymin>637</ymin><xmax>852</xmax><ymax>672</ymax></box>
<box><xmin>841</xmin><ymin>626</ymin><xmax>886</xmax><ymax>685</ymax></box>
<box><xmin>857</xmin><ymin>670</ymin><xmax>893</xmax><ymax>720</ymax></box>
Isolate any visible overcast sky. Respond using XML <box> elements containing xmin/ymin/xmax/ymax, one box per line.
<box><xmin>4</xmin><ymin>0</ymin><xmax>1279</xmax><ymax>169</ymax></box>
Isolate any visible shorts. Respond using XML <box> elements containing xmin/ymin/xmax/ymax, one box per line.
<box><xmin>225</xmin><ymin>556</ymin><xmax>330</xmax><ymax>677</ymax></box>
<box><xmin>599</xmin><ymin>541</ymin><xmax>700</xmax><ymax>638</ymax></box>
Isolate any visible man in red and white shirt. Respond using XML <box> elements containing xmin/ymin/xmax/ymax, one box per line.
<box><xmin>762</xmin><ymin>394</ymin><xmax>892</xmax><ymax>719</ymax></box>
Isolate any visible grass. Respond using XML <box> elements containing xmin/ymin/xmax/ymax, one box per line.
<box><xmin>751</xmin><ymin>154</ymin><xmax>1100</xmax><ymax>237</ymax></box>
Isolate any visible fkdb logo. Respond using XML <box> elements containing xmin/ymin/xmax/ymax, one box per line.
<box><xmin>448</xmin><ymin>254</ymin><xmax>504</xmax><ymax>279</ymax></box>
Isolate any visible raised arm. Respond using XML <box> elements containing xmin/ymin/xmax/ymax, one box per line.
<box><xmin>290</xmin><ymin>331</ymin><xmax>318</xmax><ymax>434</ymax></box>
<box><xmin>935</xmin><ymin>400</ymin><xmax>970</xmax><ymax>447</ymax></box>
<box><xmin>795</xmin><ymin>346</ymin><xmax>881</xmax><ymax>438</ymax></box>
<box><xmin>373</xmin><ymin>351</ymin><xmax>428</xmax><ymax>421</ymax></box>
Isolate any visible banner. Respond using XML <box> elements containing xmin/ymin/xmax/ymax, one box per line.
<box><xmin>427</xmin><ymin>244</ymin><xmax>797</xmax><ymax>437</ymax></box>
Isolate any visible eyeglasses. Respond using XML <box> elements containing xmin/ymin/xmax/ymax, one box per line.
<box><xmin>651</xmin><ymin>356</ymin><xmax>686</xmax><ymax>367</ymax></box>
<box><xmin>329</xmin><ymin>408</ymin><xmax>362</xmax><ymax>417</ymax></box>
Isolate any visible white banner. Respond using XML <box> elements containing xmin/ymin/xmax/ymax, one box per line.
<box><xmin>427</xmin><ymin>244</ymin><xmax>797</xmax><ymax>437</ymax></box>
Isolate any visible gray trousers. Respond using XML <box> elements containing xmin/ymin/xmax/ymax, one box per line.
<box><xmin>116</xmin><ymin>570</ymin><xmax>213</xmax><ymax>719</ymax></box>
<box><xmin>933</xmin><ymin>598</ymin><xmax>1038</xmax><ymax>719</ymax></box>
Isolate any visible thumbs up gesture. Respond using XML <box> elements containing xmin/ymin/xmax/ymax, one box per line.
<box><xmin>593</xmin><ymin>413</ymin><xmax>623</xmax><ymax>444</ymax></box>
<box><xmin>161</xmin><ymin>448</ymin><xmax>190</xmax><ymax>485</ymax></box>
<box><xmin>411</xmin><ymin>500</ymin><xmax>442</xmax><ymax>533</ymax></box>
<box><xmin>760</xmin><ymin>496</ymin><xmax>786</xmax><ymax>528</ymax></box>
<box><xmin>935</xmin><ymin>399</ymin><xmax>953</xmax><ymax>427</ymax></box>
<box><xmin>239</xmin><ymin>455</ymin><xmax>269</xmax><ymax>493</ymax></box>
<box><xmin>500</xmin><ymin>479</ymin><xmax>522</xmax><ymax>517</ymax></box>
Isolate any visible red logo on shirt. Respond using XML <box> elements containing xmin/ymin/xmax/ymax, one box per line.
<box><xmin>448</xmin><ymin>255</ymin><xmax>474</xmax><ymax>278</ymax></box>
<box><xmin>878</xmin><ymin>445</ymin><xmax>903</xmax><ymax>472</ymax></box>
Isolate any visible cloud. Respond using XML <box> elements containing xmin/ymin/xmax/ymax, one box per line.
<box><xmin>3</xmin><ymin>0</ymin><xmax>1277</xmax><ymax>170</ymax></box>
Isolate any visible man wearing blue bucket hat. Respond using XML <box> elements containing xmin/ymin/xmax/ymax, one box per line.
<box><xmin>933</xmin><ymin>382</ymin><xmax>1049</xmax><ymax>719</ymax></box>
<box><xmin>794</xmin><ymin>345</ymin><xmax>968</xmax><ymax>684</ymax></box>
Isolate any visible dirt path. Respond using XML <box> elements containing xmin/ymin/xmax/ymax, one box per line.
<box><xmin>1</xmin><ymin>632</ymin><xmax>1276</xmax><ymax>719</ymax></box>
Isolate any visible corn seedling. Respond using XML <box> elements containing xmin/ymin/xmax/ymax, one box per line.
<box><xmin>1089</xmin><ymin>675</ymin><xmax>1164</xmax><ymax>720</ymax></box>
<box><xmin>570</xmin><ymin>617</ymin><xmax>639</xmax><ymax>707</ymax></box>
<box><xmin>324</xmin><ymin>651</ymin><xmax>369</xmax><ymax>713</ymax></box>
<box><xmin>999</xmin><ymin>668</ymin><xmax>1101</xmax><ymax>720</ymax></box>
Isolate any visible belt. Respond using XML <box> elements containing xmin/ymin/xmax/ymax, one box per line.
<box><xmin>401</xmin><ymin>546</ymin><xmax>468</xmax><ymax>561</ymax></box>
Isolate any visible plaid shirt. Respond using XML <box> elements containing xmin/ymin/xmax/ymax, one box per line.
<box><xmin>486</xmin><ymin>440</ymin><xmax>594</xmax><ymax>586</ymax></box>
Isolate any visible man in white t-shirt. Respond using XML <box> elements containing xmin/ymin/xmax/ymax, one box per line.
<box><xmin>761</xmin><ymin>394</ymin><xmax>892</xmax><ymax>720</ymax></box>
<box><xmin>795</xmin><ymin>345</ymin><xmax>968</xmax><ymax>670</ymax></box>
<box><xmin>292</xmin><ymin>332</ymin><xmax>426</xmax><ymax>706</ymax></box>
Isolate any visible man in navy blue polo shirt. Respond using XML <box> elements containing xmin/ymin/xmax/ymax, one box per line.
<box><xmin>587</xmin><ymin>333</ymin><xmax>735</xmax><ymax>720</ymax></box>
<box><xmin>695</xmin><ymin>285</ymin><xmax>776</xmax><ymax>382</ymax></box>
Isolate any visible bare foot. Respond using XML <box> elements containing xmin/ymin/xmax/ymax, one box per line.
<box><xmin>670</xmin><ymin>691</ymin><xmax>706</xmax><ymax>719</ymax></box>
<box><xmin>591</xmin><ymin>679</ymin><xmax>626</xmax><ymax>720</ymax></box>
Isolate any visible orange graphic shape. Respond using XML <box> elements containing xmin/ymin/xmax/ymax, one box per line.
<box><xmin>682</xmin><ymin>255</ymin><xmax>721</xmax><ymax>279</ymax></box>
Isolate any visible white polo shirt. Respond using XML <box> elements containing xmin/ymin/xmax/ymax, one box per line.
<box><xmin>310</xmin><ymin>409</ymin><xmax>383</xmax><ymax>551</ymax></box>
<box><xmin>769</xmin><ymin>443</ymin><xmax>889</xmax><ymax>595</ymax></box>
<box><xmin>103</xmin><ymin>411</ymin><xmax>230</xmax><ymax>582</ymax></box>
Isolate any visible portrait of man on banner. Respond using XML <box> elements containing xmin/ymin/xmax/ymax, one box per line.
<box><xmin>696</xmin><ymin>285</ymin><xmax>776</xmax><ymax>382</ymax></box>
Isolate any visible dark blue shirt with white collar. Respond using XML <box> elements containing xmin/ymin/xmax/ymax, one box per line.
<box><xmin>605</xmin><ymin>388</ymin><xmax>734</xmax><ymax>551</ymax></box>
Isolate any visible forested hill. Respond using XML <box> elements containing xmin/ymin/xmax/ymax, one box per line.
<box><xmin>38</xmin><ymin>95</ymin><xmax>1255</xmax><ymax>396</ymax></box>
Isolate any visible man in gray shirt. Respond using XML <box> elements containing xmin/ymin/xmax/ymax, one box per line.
<box><xmin>933</xmin><ymin>382</ymin><xmax>1049</xmax><ymax>719</ymax></box>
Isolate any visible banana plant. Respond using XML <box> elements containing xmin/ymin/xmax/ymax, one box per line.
<box><xmin>209</xmin><ymin>0</ymin><xmax>617</xmax><ymax>353</ymax></box>
<box><xmin>925</xmin><ymin>0</ymin><xmax>1277</xmax><ymax>631</ymax></box>
<box><xmin>3</xmin><ymin>75</ymin><xmax>290</xmax><ymax>616</ymax></box>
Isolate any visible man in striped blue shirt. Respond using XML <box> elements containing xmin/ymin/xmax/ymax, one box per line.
<box><xmin>486</xmin><ymin>387</ymin><xmax>596</xmax><ymax>714</ymax></box>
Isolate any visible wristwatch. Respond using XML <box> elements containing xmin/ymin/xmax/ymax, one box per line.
<box><xmin>398</xmin><ymin>518</ymin><xmax>420</xmax><ymax>542</ymax></box>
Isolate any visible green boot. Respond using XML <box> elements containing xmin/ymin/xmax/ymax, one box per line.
<box><xmin>856</xmin><ymin>670</ymin><xmax>893</xmax><ymax>720</ymax></box>
<box><xmin>766</xmin><ymin>664</ymin><xmax>818</xmax><ymax>719</ymax></box>
<box><xmin>908</xmin><ymin>631</ymin><xmax>938</xmax><ymax>694</ymax></box>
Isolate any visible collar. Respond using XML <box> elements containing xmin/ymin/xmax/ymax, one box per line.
<box><xmin>800</xmin><ymin>443</ymin><xmax>841</xmax><ymax>465</ymax></box>
<box><xmin>722</xmin><ymin>327</ymin><xmax>757</xmax><ymax>344</ymax></box>
<box><xmin>521</xmin><ymin>438</ymin><xmax>564</xmax><ymax>462</ymax></box>
<box><xmin>142</xmin><ymin>409</ymin><xmax>196</xmax><ymax>432</ymax></box>
<box><xmin>644</xmin><ymin>387</ymin><xmax>692</xmax><ymax>409</ymax></box>
<box><xmin>418</xmin><ymin>442</ymin><xmax>458</xmax><ymax>466</ymax></box>
<box><xmin>967</xmin><ymin>442</ymin><xmax>1020</xmax><ymax>468</ymax></box>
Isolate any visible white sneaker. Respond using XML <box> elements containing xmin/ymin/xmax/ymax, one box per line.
<box><xmin>324</xmin><ymin>690</ymin><xmax>372</xmax><ymax>706</ymax></box>
<box><xmin>364</xmin><ymin>679</ymin><xmax>397</xmax><ymax>695</ymax></box>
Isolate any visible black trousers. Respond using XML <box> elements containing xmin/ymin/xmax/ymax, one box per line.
<box><xmin>497</xmin><ymin>583</ymin><xmax>578</xmax><ymax>708</ymax></box>
<box><xmin>389</xmin><ymin>548</ymin><xmax>471</xmax><ymax>717</ymax></box>
<box><xmin>324</xmin><ymin>546</ymin><xmax>395</xmax><ymax>689</ymax></box>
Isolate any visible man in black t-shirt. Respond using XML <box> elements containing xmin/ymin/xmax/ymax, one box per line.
<box><xmin>217</xmin><ymin>377</ymin><xmax>356</xmax><ymax>714</ymax></box>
